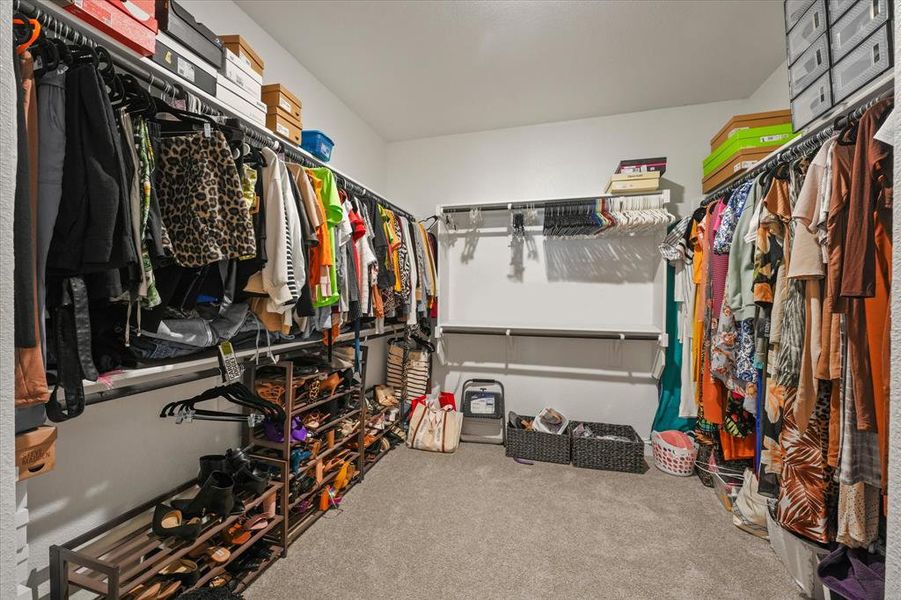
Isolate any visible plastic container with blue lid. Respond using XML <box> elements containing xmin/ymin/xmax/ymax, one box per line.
<box><xmin>300</xmin><ymin>130</ymin><xmax>334</xmax><ymax>162</ymax></box>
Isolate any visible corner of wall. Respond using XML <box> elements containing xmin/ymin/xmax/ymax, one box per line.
<box><xmin>743</xmin><ymin>60</ymin><xmax>790</xmax><ymax>113</ymax></box>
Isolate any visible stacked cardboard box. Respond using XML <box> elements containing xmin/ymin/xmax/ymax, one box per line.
<box><xmin>702</xmin><ymin>110</ymin><xmax>795</xmax><ymax>193</ymax></box>
<box><xmin>216</xmin><ymin>35</ymin><xmax>267</xmax><ymax>126</ymax></box>
<box><xmin>262</xmin><ymin>84</ymin><xmax>303</xmax><ymax>145</ymax></box>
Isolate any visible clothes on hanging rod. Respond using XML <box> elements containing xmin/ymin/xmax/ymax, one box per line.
<box><xmin>659</xmin><ymin>95</ymin><xmax>894</xmax><ymax>551</ymax></box>
<box><xmin>7</xmin><ymin>13</ymin><xmax>432</xmax><ymax>424</ymax></box>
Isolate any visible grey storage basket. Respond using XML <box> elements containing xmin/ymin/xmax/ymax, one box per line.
<box><xmin>505</xmin><ymin>416</ymin><xmax>570</xmax><ymax>464</ymax></box>
<box><xmin>571</xmin><ymin>421</ymin><xmax>647</xmax><ymax>473</ymax></box>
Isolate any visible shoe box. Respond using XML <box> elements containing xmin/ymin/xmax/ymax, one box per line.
<box><xmin>150</xmin><ymin>32</ymin><xmax>218</xmax><ymax>96</ymax></box>
<box><xmin>217</xmin><ymin>71</ymin><xmax>267</xmax><ymax>127</ymax></box>
<box><xmin>156</xmin><ymin>0</ymin><xmax>224</xmax><ymax>69</ymax></box>
<box><xmin>262</xmin><ymin>83</ymin><xmax>303</xmax><ymax>145</ymax></box>
<box><xmin>62</xmin><ymin>0</ymin><xmax>157</xmax><ymax>56</ymax></box>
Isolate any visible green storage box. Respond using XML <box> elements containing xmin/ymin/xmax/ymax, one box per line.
<box><xmin>703</xmin><ymin>123</ymin><xmax>797</xmax><ymax>177</ymax></box>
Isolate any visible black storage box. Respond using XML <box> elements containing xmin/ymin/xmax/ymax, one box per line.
<box><xmin>155</xmin><ymin>0</ymin><xmax>224</xmax><ymax>68</ymax></box>
<box><xmin>152</xmin><ymin>38</ymin><xmax>217</xmax><ymax>96</ymax></box>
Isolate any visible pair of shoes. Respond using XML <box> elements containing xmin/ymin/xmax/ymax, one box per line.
<box><xmin>171</xmin><ymin>471</ymin><xmax>237</xmax><ymax>520</ymax></box>
<box><xmin>151</xmin><ymin>505</ymin><xmax>201</xmax><ymax>542</ymax></box>
<box><xmin>221</xmin><ymin>513</ymin><xmax>269</xmax><ymax>545</ymax></box>
<box><xmin>126</xmin><ymin>581</ymin><xmax>181</xmax><ymax>600</ymax></box>
<box><xmin>158</xmin><ymin>558</ymin><xmax>199</xmax><ymax>586</ymax></box>
<box><xmin>200</xmin><ymin>449</ymin><xmax>270</xmax><ymax>496</ymax></box>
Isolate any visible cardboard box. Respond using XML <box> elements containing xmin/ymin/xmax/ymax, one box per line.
<box><xmin>703</xmin><ymin>123</ymin><xmax>796</xmax><ymax>177</ymax></box>
<box><xmin>608</xmin><ymin>171</ymin><xmax>661</xmax><ymax>183</ymax></box>
<box><xmin>65</xmin><ymin>0</ymin><xmax>156</xmax><ymax>56</ymax></box>
<box><xmin>710</xmin><ymin>109</ymin><xmax>792</xmax><ymax>152</ymax></box>
<box><xmin>155</xmin><ymin>0</ymin><xmax>223</xmax><ymax>68</ymax></box>
<box><xmin>605</xmin><ymin>177</ymin><xmax>660</xmax><ymax>195</ymax></box>
<box><xmin>267</xmin><ymin>111</ymin><xmax>301</xmax><ymax>144</ymax></box>
<box><xmin>220</xmin><ymin>34</ymin><xmax>264</xmax><ymax>76</ymax></box>
<box><xmin>701</xmin><ymin>147</ymin><xmax>772</xmax><ymax>193</ymax></box>
<box><xmin>268</xmin><ymin>104</ymin><xmax>302</xmax><ymax>129</ymax></box>
<box><xmin>261</xmin><ymin>83</ymin><xmax>302</xmax><ymax>123</ymax></box>
<box><xmin>216</xmin><ymin>73</ymin><xmax>266</xmax><ymax>126</ymax></box>
<box><xmin>15</xmin><ymin>426</ymin><xmax>56</xmax><ymax>481</ymax></box>
<box><xmin>153</xmin><ymin>36</ymin><xmax>217</xmax><ymax>96</ymax></box>
<box><xmin>223</xmin><ymin>50</ymin><xmax>262</xmax><ymax>102</ymax></box>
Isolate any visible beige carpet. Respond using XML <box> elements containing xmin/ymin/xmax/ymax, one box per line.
<box><xmin>246</xmin><ymin>444</ymin><xmax>802</xmax><ymax>600</ymax></box>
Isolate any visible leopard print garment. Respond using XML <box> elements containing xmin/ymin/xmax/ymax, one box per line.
<box><xmin>155</xmin><ymin>131</ymin><xmax>256</xmax><ymax>267</ymax></box>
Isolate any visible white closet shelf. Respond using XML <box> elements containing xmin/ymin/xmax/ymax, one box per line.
<box><xmin>436</xmin><ymin>323</ymin><xmax>664</xmax><ymax>342</ymax></box>
<box><xmin>81</xmin><ymin>325</ymin><xmax>405</xmax><ymax>400</ymax></box>
<box><xmin>438</xmin><ymin>190</ymin><xmax>669</xmax><ymax>214</ymax></box>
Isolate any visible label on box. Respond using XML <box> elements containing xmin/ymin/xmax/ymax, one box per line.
<box><xmin>733</xmin><ymin>160</ymin><xmax>758</xmax><ymax>173</ymax></box>
<box><xmin>279</xmin><ymin>97</ymin><xmax>292</xmax><ymax>112</ymax></box>
<box><xmin>759</xmin><ymin>133</ymin><xmax>790</xmax><ymax>143</ymax></box>
<box><xmin>276</xmin><ymin>123</ymin><xmax>290</xmax><ymax>137</ymax></box>
<box><xmin>176</xmin><ymin>57</ymin><xmax>195</xmax><ymax>83</ymax></box>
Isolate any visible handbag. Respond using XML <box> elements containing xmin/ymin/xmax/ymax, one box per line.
<box><xmin>407</xmin><ymin>403</ymin><xmax>463</xmax><ymax>453</ymax></box>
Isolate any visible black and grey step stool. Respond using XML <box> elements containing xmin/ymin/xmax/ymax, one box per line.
<box><xmin>460</xmin><ymin>379</ymin><xmax>505</xmax><ymax>445</ymax></box>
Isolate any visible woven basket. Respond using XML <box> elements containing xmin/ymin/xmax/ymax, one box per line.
<box><xmin>571</xmin><ymin>421</ymin><xmax>646</xmax><ymax>473</ymax></box>
<box><xmin>505</xmin><ymin>417</ymin><xmax>570</xmax><ymax>464</ymax></box>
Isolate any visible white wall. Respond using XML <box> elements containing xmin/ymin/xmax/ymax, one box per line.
<box><xmin>180</xmin><ymin>0</ymin><xmax>388</xmax><ymax>191</ymax></box>
<box><xmin>386</xmin><ymin>64</ymin><xmax>792</xmax><ymax>439</ymax></box>
<box><xmin>1</xmin><ymin>4</ymin><xmax>20</xmax><ymax>599</ymax></box>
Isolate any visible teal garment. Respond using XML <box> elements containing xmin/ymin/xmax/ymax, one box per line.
<box><xmin>651</xmin><ymin>262</ymin><xmax>696</xmax><ymax>433</ymax></box>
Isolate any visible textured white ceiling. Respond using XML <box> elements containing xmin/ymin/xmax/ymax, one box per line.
<box><xmin>235</xmin><ymin>0</ymin><xmax>786</xmax><ymax>142</ymax></box>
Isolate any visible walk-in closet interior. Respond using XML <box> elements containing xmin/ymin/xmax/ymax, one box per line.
<box><xmin>2</xmin><ymin>1</ymin><xmax>900</xmax><ymax>599</ymax></box>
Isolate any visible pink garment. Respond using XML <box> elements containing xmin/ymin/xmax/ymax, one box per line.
<box><xmin>709</xmin><ymin>201</ymin><xmax>730</xmax><ymax>319</ymax></box>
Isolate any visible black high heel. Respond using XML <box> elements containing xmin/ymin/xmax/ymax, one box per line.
<box><xmin>151</xmin><ymin>504</ymin><xmax>201</xmax><ymax>541</ymax></box>
<box><xmin>171</xmin><ymin>471</ymin><xmax>235</xmax><ymax>519</ymax></box>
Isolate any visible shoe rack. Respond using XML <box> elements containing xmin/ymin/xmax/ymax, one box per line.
<box><xmin>246</xmin><ymin>350</ymin><xmax>367</xmax><ymax>546</ymax></box>
<box><xmin>48</xmin><ymin>474</ymin><xmax>286</xmax><ymax>599</ymax></box>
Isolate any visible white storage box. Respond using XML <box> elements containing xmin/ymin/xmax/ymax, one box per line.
<box><xmin>216</xmin><ymin>72</ymin><xmax>266</xmax><ymax>126</ymax></box>
<box><xmin>224</xmin><ymin>49</ymin><xmax>263</xmax><ymax>100</ymax></box>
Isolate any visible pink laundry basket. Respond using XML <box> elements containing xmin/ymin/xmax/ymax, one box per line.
<box><xmin>651</xmin><ymin>430</ymin><xmax>698</xmax><ymax>476</ymax></box>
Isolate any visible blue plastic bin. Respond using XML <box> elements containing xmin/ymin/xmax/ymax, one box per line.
<box><xmin>300</xmin><ymin>130</ymin><xmax>334</xmax><ymax>162</ymax></box>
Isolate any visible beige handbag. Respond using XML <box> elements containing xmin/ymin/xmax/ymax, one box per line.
<box><xmin>407</xmin><ymin>403</ymin><xmax>463</xmax><ymax>453</ymax></box>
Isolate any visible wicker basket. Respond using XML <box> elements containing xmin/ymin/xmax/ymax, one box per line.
<box><xmin>505</xmin><ymin>417</ymin><xmax>570</xmax><ymax>464</ymax></box>
<box><xmin>571</xmin><ymin>421</ymin><xmax>646</xmax><ymax>473</ymax></box>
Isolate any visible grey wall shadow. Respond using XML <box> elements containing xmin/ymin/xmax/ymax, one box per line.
<box><xmin>543</xmin><ymin>236</ymin><xmax>660</xmax><ymax>283</ymax></box>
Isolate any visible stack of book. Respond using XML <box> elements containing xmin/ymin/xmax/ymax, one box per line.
<box><xmin>605</xmin><ymin>157</ymin><xmax>666</xmax><ymax>194</ymax></box>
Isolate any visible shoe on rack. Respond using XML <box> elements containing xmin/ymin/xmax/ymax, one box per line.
<box><xmin>197</xmin><ymin>455</ymin><xmax>228</xmax><ymax>485</ymax></box>
<box><xmin>172</xmin><ymin>471</ymin><xmax>235</xmax><ymax>519</ymax></box>
<box><xmin>158</xmin><ymin>558</ymin><xmax>199</xmax><ymax>586</ymax></box>
<box><xmin>151</xmin><ymin>504</ymin><xmax>201</xmax><ymax>542</ymax></box>
<box><xmin>234</xmin><ymin>465</ymin><xmax>269</xmax><ymax>496</ymax></box>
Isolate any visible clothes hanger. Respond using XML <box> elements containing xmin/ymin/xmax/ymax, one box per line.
<box><xmin>13</xmin><ymin>15</ymin><xmax>40</xmax><ymax>55</ymax></box>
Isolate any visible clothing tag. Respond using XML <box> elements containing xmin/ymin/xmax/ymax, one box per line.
<box><xmin>218</xmin><ymin>341</ymin><xmax>243</xmax><ymax>383</ymax></box>
<box><xmin>203</xmin><ymin>122</ymin><xmax>212</xmax><ymax>138</ymax></box>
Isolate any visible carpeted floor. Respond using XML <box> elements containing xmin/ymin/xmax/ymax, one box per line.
<box><xmin>246</xmin><ymin>444</ymin><xmax>802</xmax><ymax>600</ymax></box>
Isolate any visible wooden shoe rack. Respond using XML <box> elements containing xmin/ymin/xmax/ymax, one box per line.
<box><xmin>49</xmin><ymin>345</ymin><xmax>402</xmax><ymax>598</ymax></box>
<box><xmin>49</xmin><ymin>475</ymin><xmax>286</xmax><ymax>599</ymax></box>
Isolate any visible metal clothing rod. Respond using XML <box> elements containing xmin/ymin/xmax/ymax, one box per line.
<box><xmin>702</xmin><ymin>78</ymin><xmax>894</xmax><ymax>202</ymax></box>
<box><xmin>437</xmin><ymin>324</ymin><xmax>662</xmax><ymax>341</ymax></box>
<box><xmin>12</xmin><ymin>0</ymin><xmax>415</xmax><ymax>221</ymax></box>
<box><xmin>439</xmin><ymin>191</ymin><xmax>668</xmax><ymax>215</ymax></box>
<box><xmin>83</xmin><ymin>325</ymin><xmax>404</xmax><ymax>406</ymax></box>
